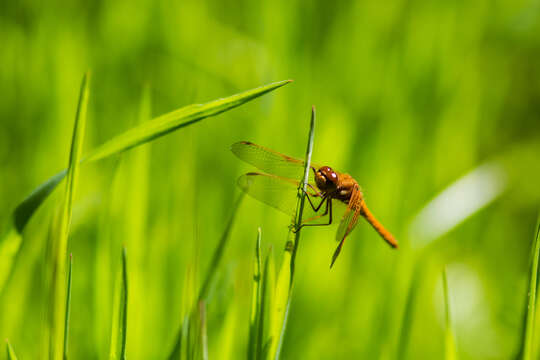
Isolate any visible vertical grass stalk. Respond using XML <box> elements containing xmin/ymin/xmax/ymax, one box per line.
<box><xmin>268</xmin><ymin>107</ymin><xmax>316</xmax><ymax>360</ymax></box>
<box><xmin>442</xmin><ymin>267</ymin><xmax>457</xmax><ymax>360</ymax></box>
<box><xmin>63</xmin><ymin>254</ymin><xmax>73</xmax><ymax>359</ymax></box>
<box><xmin>248</xmin><ymin>228</ymin><xmax>263</xmax><ymax>360</ymax></box>
<box><xmin>5</xmin><ymin>339</ymin><xmax>18</xmax><ymax>360</ymax></box>
<box><xmin>199</xmin><ymin>301</ymin><xmax>208</xmax><ymax>360</ymax></box>
<box><xmin>109</xmin><ymin>247</ymin><xmax>128</xmax><ymax>360</ymax></box>
<box><xmin>48</xmin><ymin>72</ymin><xmax>89</xmax><ymax>360</ymax></box>
<box><xmin>522</xmin><ymin>215</ymin><xmax>540</xmax><ymax>360</ymax></box>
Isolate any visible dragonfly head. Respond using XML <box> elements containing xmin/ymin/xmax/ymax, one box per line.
<box><xmin>315</xmin><ymin>166</ymin><xmax>339</xmax><ymax>193</ymax></box>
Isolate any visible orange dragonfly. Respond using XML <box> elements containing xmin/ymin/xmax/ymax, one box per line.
<box><xmin>232</xmin><ymin>141</ymin><xmax>398</xmax><ymax>267</ymax></box>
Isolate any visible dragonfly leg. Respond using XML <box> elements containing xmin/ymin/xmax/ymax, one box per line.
<box><xmin>292</xmin><ymin>198</ymin><xmax>333</xmax><ymax>232</ymax></box>
<box><xmin>304</xmin><ymin>191</ymin><xmax>327</xmax><ymax>212</ymax></box>
<box><xmin>306</xmin><ymin>183</ymin><xmax>323</xmax><ymax>197</ymax></box>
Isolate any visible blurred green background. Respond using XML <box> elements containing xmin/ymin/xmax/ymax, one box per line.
<box><xmin>1</xmin><ymin>0</ymin><xmax>540</xmax><ymax>359</ymax></box>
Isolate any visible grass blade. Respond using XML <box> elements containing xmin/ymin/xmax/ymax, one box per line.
<box><xmin>48</xmin><ymin>72</ymin><xmax>88</xmax><ymax>360</ymax></box>
<box><xmin>109</xmin><ymin>246</ymin><xmax>129</xmax><ymax>360</ymax></box>
<box><xmin>409</xmin><ymin>162</ymin><xmax>507</xmax><ymax>250</ymax></box>
<box><xmin>396</xmin><ymin>257</ymin><xmax>424</xmax><ymax>359</ymax></box>
<box><xmin>522</xmin><ymin>215</ymin><xmax>540</xmax><ymax>360</ymax></box>
<box><xmin>198</xmin><ymin>301</ymin><xmax>208</xmax><ymax>360</ymax></box>
<box><xmin>260</xmin><ymin>246</ymin><xmax>274</xmax><ymax>359</ymax></box>
<box><xmin>168</xmin><ymin>194</ymin><xmax>244</xmax><ymax>359</ymax></box>
<box><xmin>167</xmin><ymin>263</ymin><xmax>196</xmax><ymax>360</ymax></box>
<box><xmin>5</xmin><ymin>339</ymin><xmax>18</xmax><ymax>360</ymax></box>
<box><xmin>268</xmin><ymin>107</ymin><xmax>315</xmax><ymax>360</ymax></box>
<box><xmin>442</xmin><ymin>268</ymin><xmax>457</xmax><ymax>360</ymax></box>
<box><xmin>84</xmin><ymin>80</ymin><xmax>292</xmax><ymax>163</ymax></box>
<box><xmin>248</xmin><ymin>228</ymin><xmax>263</xmax><ymax>360</ymax></box>
<box><xmin>63</xmin><ymin>254</ymin><xmax>73</xmax><ymax>359</ymax></box>
<box><xmin>198</xmin><ymin>194</ymin><xmax>244</xmax><ymax>301</ymax></box>
<box><xmin>0</xmin><ymin>79</ymin><xmax>291</xmax><ymax>295</ymax></box>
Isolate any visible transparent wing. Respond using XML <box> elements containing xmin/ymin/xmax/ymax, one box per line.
<box><xmin>335</xmin><ymin>186</ymin><xmax>362</xmax><ymax>242</ymax></box>
<box><xmin>232</xmin><ymin>141</ymin><xmax>319</xmax><ymax>180</ymax></box>
<box><xmin>237</xmin><ymin>172</ymin><xmax>333</xmax><ymax>222</ymax></box>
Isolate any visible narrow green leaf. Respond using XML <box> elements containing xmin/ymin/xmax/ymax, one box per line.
<box><xmin>83</xmin><ymin>80</ymin><xmax>292</xmax><ymax>163</ymax></box>
<box><xmin>198</xmin><ymin>301</ymin><xmax>208</xmax><ymax>360</ymax></box>
<box><xmin>168</xmin><ymin>262</ymin><xmax>197</xmax><ymax>360</ymax></box>
<box><xmin>109</xmin><ymin>246</ymin><xmax>129</xmax><ymax>360</ymax></box>
<box><xmin>49</xmin><ymin>72</ymin><xmax>89</xmax><ymax>360</ymax></box>
<box><xmin>396</xmin><ymin>259</ymin><xmax>423</xmax><ymax>359</ymax></box>
<box><xmin>442</xmin><ymin>268</ymin><xmax>457</xmax><ymax>360</ymax></box>
<box><xmin>5</xmin><ymin>339</ymin><xmax>18</xmax><ymax>360</ymax></box>
<box><xmin>63</xmin><ymin>254</ymin><xmax>73</xmax><ymax>360</ymax></box>
<box><xmin>268</xmin><ymin>107</ymin><xmax>315</xmax><ymax>360</ymax></box>
<box><xmin>124</xmin><ymin>85</ymin><xmax>152</xmax><ymax>357</ymax></box>
<box><xmin>522</xmin><ymin>215</ymin><xmax>540</xmax><ymax>360</ymax></box>
<box><xmin>260</xmin><ymin>246</ymin><xmax>274</xmax><ymax>360</ymax></box>
<box><xmin>248</xmin><ymin>228</ymin><xmax>263</xmax><ymax>360</ymax></box>
<box><xmin>198</xmin><ymin>194</ymin><xmax>244</xmax><ymax>301</ymax></box>
<box><xmin>0</xmin><ymin>79</ymin><xmax>291</xmax><ymax>295</ymax></box>
<box><xmin>168</xmin><ymin>195</ymin><xmax>244</xmax><ymax>359</ymax></box>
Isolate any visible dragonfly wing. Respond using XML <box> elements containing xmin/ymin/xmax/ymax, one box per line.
<box><xmin>232</xmin><ymin>141</ymin><xmax>319</xmax><ymax>180</ymax></box>
<box><xmin>237</xmin><ymin>172</ymin><xmax>299</xmax><ymax>217</ymax></box>
<box><xmin>237</xmin><ymin>172</ymin><xmax>328</xmax><ymax>222</ymax></box>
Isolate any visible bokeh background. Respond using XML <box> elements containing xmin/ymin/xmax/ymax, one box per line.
<box><xmin>1</xmin><ymin>0</ymin><xmax>540</xmax><ymax>359</ymax></box>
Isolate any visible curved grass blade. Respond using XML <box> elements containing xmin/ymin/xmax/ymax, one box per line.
<box><xmin>64</xmin><ymin>254</ymin><xmax>73</xmax><ymax>359</ymax></box>
<box><xmin>248</xmin><ymin>228</ymin><xmax>263</xmax><ymax>360</ymax></box>
<box><xmin>167</xmin><ymin>195</ymin><xmax>244</xmax><ymax>359</ymax></box>
<box><xmin>268</xmin><ymin>107</ymin><xmax>315</xmax><ymax>360</ymax></box>
<box><xmin>83</xmin><ymin>79</ymin><xmax>292</xmax><ymax>163</ymax></box>
<box><xmin>49</xmin><ymin>72</ymin><xmax>88</xmax><ymax>360</ymax></box>
<box><xmin>109</xmin><ymin>246</ymin><xmax>128</xmax><ymax>360</ymax></box>
<box><xmin>522</xmin><ymin>214</ymin><xmax>540</xmax><ymax>360</ymax></box>
<box><xmin>0</xmin><ymin>79</ymin><xmax>292</xmax><ymax>295</ymax></box>
<box><xmin>442</xmin><ymin>268</ymin><xmax>457</xmax><ymax>360</ymax></box>
<box><xmin>5</xmin><ymin>339</ymin><xmax>18</xmax><ymax>360</ymax></box>
<box><xmin>409</xmin><ymin>162</ymin><xmax>507</xmax><ymax>250</ymax></box>
<box><xmin>198</xmin><ymin>194</ymin><xmax>244</xmax><ymax>301</ymax></box>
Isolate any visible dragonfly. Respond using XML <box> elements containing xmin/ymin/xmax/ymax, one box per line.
<box><xmin>232</xmin><ymin>141</ymin><xmax>398</xmax><ymax>267</ymax></box>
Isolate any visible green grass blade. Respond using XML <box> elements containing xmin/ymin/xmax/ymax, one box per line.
<box><xmin>248</xmin><ymin>228</ymin><xmax>263</xmax><ymax>360</ymax></box>
<box><xmin>396</xmin><ymin>259</ymin><xmax>423</xmax><ymax>359</ymax></box>
<box><xmin>168</xmin><ymin>195</ymin><xmax>244</xmax><ymax>359</ymax></box>
<box><xmin>260</xmin><ymin>246</ymin><xmax>274</xmax><ymax>360</ymax></box>
<box><xmin>0</xmin><ymin>80</ymin><xmax>291</xmax><ymax>295</ymax></box>
<box><xmin>408</xmin><ymin>162</ymin><xmax>507</xmax><ymax>250</ymax></box>
<box><xmin>198</xmin><ymin>194</ymin><xmax>244</xmax><ymax>301</ymax></box>
<box><xmin>63</xmin><ymin>254</ymin><xmax>73</xmax><ymax>360</ymax></box>
<box><xmin>522</xmin><ymin>215</ymin><xmax>540</xmax><ymax>360</ymax></box>
<box><xmin>168</xmin><ymin>260</ymin><xmax>198</xmax><ymax>360</ymax></box>
<box><xmin>124</xmin><ymin>85</ymin><xmax>152</xmax><ymax>357</ymax></box>
<box><xmin>84</xmin><ymin>80</ymin><xmax>292</xmax><ymax>163</ymax></box>
<box><xmin>5</xmin><ymin>339</ymin><xmax>18</xmax><ymax>360</ymax></box>
<box><xmin>442</xmin><ymin>268</ymin><xmax>457</xmax><ymax>360</ymax></box>
<box><xmin>268</xmin><ymin>107</ymin><xmax>315</xmax><ymax>360</ymax></box>
<box><xmin>109</xmin><ymin>247</ymin><xmax>129</xmax><ymax>360</ymax></box>
<box><xmin>198</xmin><ymin>301</ymin><xmax>208</xmax><ymax>360</ymax></box>
<box><xmin>49</xmin><ymin>72</ymin><xmax>89</xmax><ymax>360</ymax></box>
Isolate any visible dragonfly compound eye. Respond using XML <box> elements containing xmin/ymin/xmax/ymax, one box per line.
<box><xmin>316</xmin><ymin>166</ymin><xmax>339</xmax><ymax>191</ymax></box>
